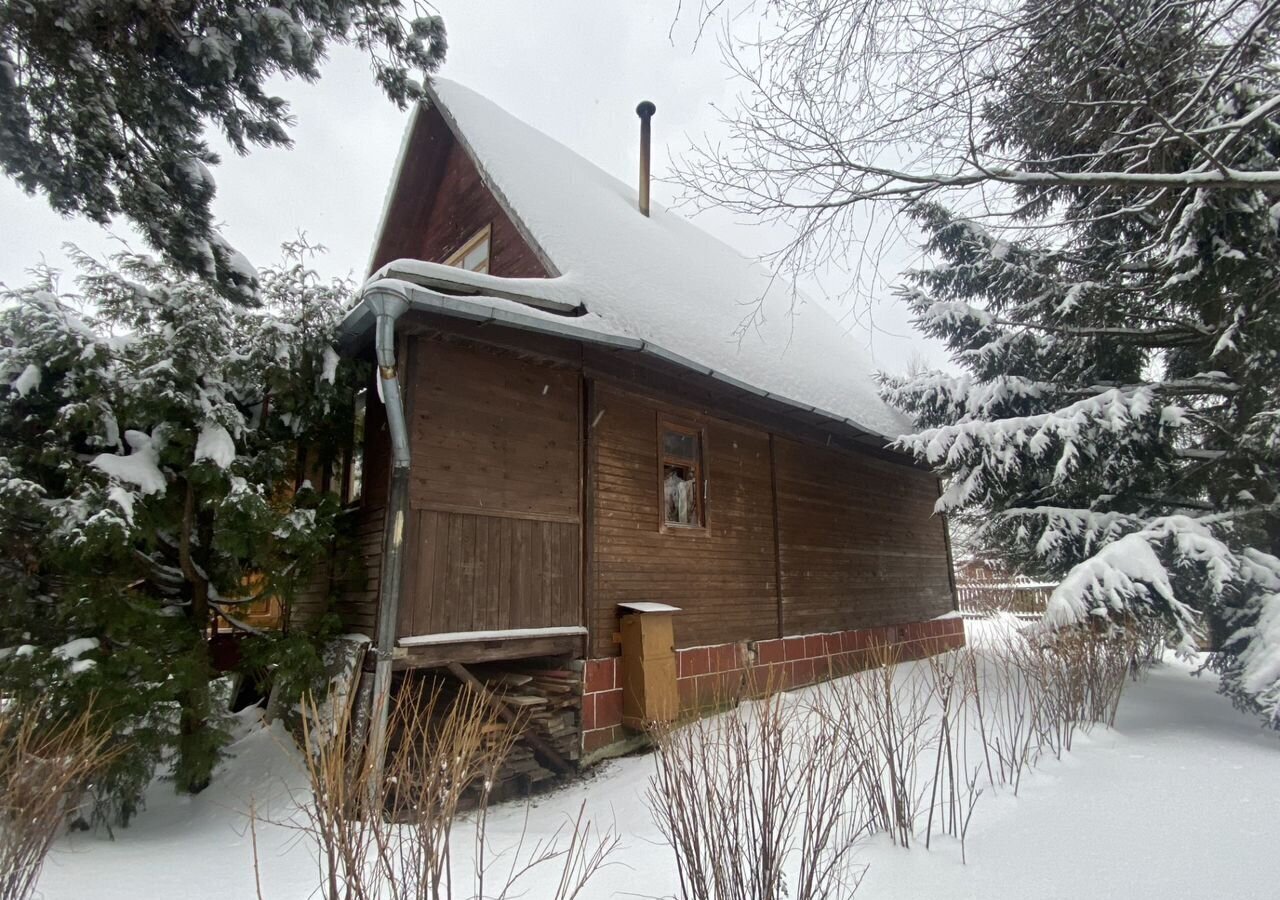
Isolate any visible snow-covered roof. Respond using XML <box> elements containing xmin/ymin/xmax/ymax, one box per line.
<box><xmin>354</xmin><ymin>79</ymin><xmax>911</xmax><ymax>441</ymax></box>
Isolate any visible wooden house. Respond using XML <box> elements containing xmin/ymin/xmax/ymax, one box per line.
<box><xmin>336</xmin><ymin>80</ymin><xmax>963</xmax><ymax>768</ymax></box>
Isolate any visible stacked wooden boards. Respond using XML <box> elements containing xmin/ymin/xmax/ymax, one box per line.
<box><xmin>391</xmin><ymin>658</ymin><xmax>583</xmax><ymax>797</ymax></box>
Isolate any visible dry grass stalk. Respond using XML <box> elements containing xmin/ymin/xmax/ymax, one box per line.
<box><xmin>0</xmin><ymin>701</ymin><xmax>117</xmax><ymax>900</ymax></box>
<box><xmin>286</xmin><ymin>675</ymin><xmax>617</xmax><ymax>900</ymax></box>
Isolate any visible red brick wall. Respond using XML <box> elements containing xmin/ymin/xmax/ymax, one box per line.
<box><xmin>580</xmin><ymin>616</ymin><xmax>966</xmax><ymax>755</ymax></box>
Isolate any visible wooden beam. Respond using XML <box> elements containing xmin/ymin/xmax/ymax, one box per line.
<box><xmin>445</xmin><ymin>661</ymin><xmax>574</xmax><ymax>775</ymax></box>
<box><xmin>392</xmin><ymin>633</ymin><xmax>584</xmax><ymax>669</ymax></box>
<box><xmin>769</xmin><ymin>433</ymin><xmax>785</xmax><ymax>639</ymax></box>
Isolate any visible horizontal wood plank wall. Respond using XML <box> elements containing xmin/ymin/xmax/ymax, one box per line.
<box><xmin>338</xmin><ymin>366</ymin><xmax>393</xmax><ymax>633</ymax></box>
<box><xmin>336</xmin><ymin>505</ymin><xmax>385</xmax><ymax>635</ymax></box>
<box><xmin>773</xmin><ymin>437</ymin><xmax>953</xmax><ymax>633</ymax></box>
<box><xmin>399</xmin><ymin>338</ymin><xmax>582</xmax><ymax>637</ymax></box>
<box><xmin>407</xmin><ymin>340</ymin><xmax>579</xmax><ymax>519</ymax></box>
<box><xmin>589</xmin><ymin>384</ymin><xmax>777</xmax><ymax>657</ymax></box>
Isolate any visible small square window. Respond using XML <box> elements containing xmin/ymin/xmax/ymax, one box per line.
<box><xmin>444</xmin><ymin>224</ymin><xmax>491</xmax><ymax>273</ymax></box>
<box><xmin>659</xmin><ymin>421</ymin><xmax>704</xmax><ymax>529</ymax></box>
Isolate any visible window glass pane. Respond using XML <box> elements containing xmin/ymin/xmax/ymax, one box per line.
<box><xmin>462</xmin><ymin>238</ymin><xmax>489</xmax><ymax>272</ymax></box>
<box><xmin>663</xmin><ymin>429</ymin><xmax>697</xmax><ymax>460</ymax></box>
<box><xmin>664</xmin><ymin>464</ymin><xmax>698</xmax><ymax>525</ymax></box>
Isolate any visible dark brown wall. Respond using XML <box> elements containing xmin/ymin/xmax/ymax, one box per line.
<box><xmin>407</xmin><ymin>338</ymin><xmax>579</xmax><ymax>520</ymax></box>
<box><xmin>774</xmin><ymin>437</ymin><xmax>954</xmax><ymax>635</ymax></box>
<box><xmin>414</xmin><ymin>138</ymin><xmax>549</xmax><ymax>278</ymax></box>
<box><xmin>336</xmin><ymin>365</ymin><xmax>392</xmax><ymax>635</ymax></box>
<box><xmin>347</xmin><ymin>324</ymin><xmax>955</xmax><ymax>649</ymax></box>
<box><xmin>370</xmin><ymin>106</ymin><xmax>549</xmax><ymax>279</ymax></box>
<box><xmin>588</xmin><ymin>384</ymin><xmax>778</xmax><ymax>656</ymax></box>
<box><xmin>399</xmin><ymin>510</ymin><xmax>579</xmax><ymax>635</ymax></box>
<box><xmin>396</xmin><ymin>337</ymin><xmax>582</xmax><ymax>637</ymax></box>
<box><xmin>586</xmin><ymin>383</ymin><xmax>954</xmax><ymax>658</ymax></box>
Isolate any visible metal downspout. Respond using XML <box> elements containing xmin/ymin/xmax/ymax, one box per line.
<box><xmin>364</xmin><ymin>285</ymin><xmax>411</xmax><ymax>798</ymax></box>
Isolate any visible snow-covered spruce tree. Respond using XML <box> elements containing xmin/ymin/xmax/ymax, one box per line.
<box><xmin>0</xmin><ymin>1</ymin><xmax>445</xmax><ymax>302</ymax></box>
<box><xmin>674</xmin><ymin>0</ymin><xmax>1280</xmax><ymax>724</ymax></box>
<box><xmin>0</xmin><ymin>241</ymin><xmax>362</xmax><ymax>821</ymax></box>
<box><xmin>879</xmin><ymin>7</ymin><xmax>1280</xmax><ymax>724</ymax></box>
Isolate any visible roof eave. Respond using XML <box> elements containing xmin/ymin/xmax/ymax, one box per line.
<box><xmin>338</xmin><ymin>279</ymin><xmax>908</xmax><ymax>452</ymax></box>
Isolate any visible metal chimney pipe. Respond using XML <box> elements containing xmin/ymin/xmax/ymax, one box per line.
<box><xmin>636</xmin><ymin>101</ymin><xmax>656</xmax><ymax>217</ymax></box>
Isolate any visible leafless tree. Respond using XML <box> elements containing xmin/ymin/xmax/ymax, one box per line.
<box><xmin>673</xmin><ymin>0</ymin><xmax>1280</xmax><ymax>290</ymax></box>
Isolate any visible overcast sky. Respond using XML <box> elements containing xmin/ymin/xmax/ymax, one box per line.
<box><xmin>0</xmin><ymin>2</ymin><xmax>946</xmax><ymax>374</ymax></box>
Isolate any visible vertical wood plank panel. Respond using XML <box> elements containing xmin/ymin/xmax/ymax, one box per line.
<box><xmin>773</xmin><ymin>436</ymin><xmax>953</xmax><ymax>634</ymax></box>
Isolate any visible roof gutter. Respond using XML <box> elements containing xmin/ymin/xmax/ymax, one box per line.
<box><xmin>362</xmin><ymin>283</ymin><xmax>411</xmax><ymax>799</ymax></box>
<box><xmin>346</xmin><ymin>278</ymin><xmax>902</xmax><ymax>447</ymax></box>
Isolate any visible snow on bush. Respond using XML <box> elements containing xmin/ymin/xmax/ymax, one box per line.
<box><xmin>0</xmin><ymin>241</ymin><xmax>363</xmax><ymax>822</ymax></box>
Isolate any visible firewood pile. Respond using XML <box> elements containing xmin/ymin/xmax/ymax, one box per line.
<box><xmin>469</xmin><ymin>661</ymin><xmax>582</xmax><ymax>787</ymax></box>
<box><xmin>395</xmin><ymin>658</ymin><xmax>583</xmax><ymax>794</ymax></box>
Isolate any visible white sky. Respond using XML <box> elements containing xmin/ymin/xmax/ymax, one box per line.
<box><xmin>0</xmin><ymin>2</ymin><xmax>947</xmax><ymax>374</ymax></box>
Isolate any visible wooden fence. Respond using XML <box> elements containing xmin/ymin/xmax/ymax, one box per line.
<box><xmin>956</xmin><ymin>578</ymin><xmax>1055</xmax><ymax>618</ymax></box>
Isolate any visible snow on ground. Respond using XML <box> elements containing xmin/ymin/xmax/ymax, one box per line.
<box><xmin>37</xmin><ymin>629</ymin><xmax>1280</xmax><ymax>900</ymax></box>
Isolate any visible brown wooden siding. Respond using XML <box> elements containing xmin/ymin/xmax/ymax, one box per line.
<box><xmin>335</xmin><ymin>504</ymin><xmax>385</xmax><ymax>635</ymax></box>
<box><xmin>589</xmin><ymin>384</ymin><xmax>778</xmax><ymax>656</ymax></box>
<box><xmin>417</xmin><ymin>138</ymin><xmax>549</xmax><ymax>277</ymax></box>
<box><xmin>407</xmin><ymin>339</ymin><xmax>579</xmax><ymax>521</ymax></box>
<box><xmin>397</xmin><ymin>337</ymin><xmax>582</xmax><ymax>637</ymax></box>
<box><xmin>370</xmin><ymin>105</ymin><xmax>551</xmax><ymax>278</ymax></box>
<box><xmin>773</xmin><ymin>437</ymin><xmax>953</xmax><ymax>634</ymax></box>
<box><xmin>397</xmin><ymin>510</ymin><xmax>580</xmax><ymax>636</ymax></box>
<box><xmin>337</xmin><ymin>365</ymin><xmax>392</xmax><ymax>634</ymax></box>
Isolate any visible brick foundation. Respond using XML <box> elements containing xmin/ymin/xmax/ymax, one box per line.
<box><xmin>581</xmin><ymin>617</ymin><xmax>966</xmax><ymax>756</ymax></box>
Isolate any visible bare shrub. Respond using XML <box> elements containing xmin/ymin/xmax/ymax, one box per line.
<box><xmin>294</xmin><ymin>690</ymin><xmax>385</xmax><ymax>900</ymax></box>
<box><xmin>976</xmin><ymin>637</ymin><xmax>1046</xmax><ymax>794</ymax></box>
<box><xmin>817</xmin><ymin>642</ymin><xmax>930</xmax><ymax>848</ymax></box>
<box><xmin>1129</xmin><ymin>617</ymin><xmax>1173</xmax><ymax>675</ymax></box>
<box><xmin>920</xmin><ymin>647</ymin><xmax>983</xmax><ymax>861</ymax></box>
<box><xmin>1</xmin><ymin>702</ymin><xmax>116</xmax><ymax>900</ymax></box>
<box><xmin>285</xmin><ymin>677</ymin><xmax>617</xmax><ymax>900</ymax></box>
<box><xmin>382</xmin><ymin>682</ymin><xmax>520</xmax><ymax>899</ymax></box>
<box><xmin>647</xmin><ymin>620</ymin><xmax>1158</xmax><ymax>881</ymax></box>
<box><xmin>979</xmin><ymin>622</ymin><xmax>1145</xmax><ymax>769</ymax></box>
<box><xmin>647</xmin><ymin>679</ymin><xmax>868</xmax><ymax>900</ymax></box>
<box><xmin>818</xmin><ymin>644</ymin><xmax>983</xmax><ymax>858</ymax></box>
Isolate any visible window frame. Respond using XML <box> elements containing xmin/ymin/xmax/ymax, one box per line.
<box><xmin>443</xmin><ymin>223</ymin><xmax>492</xmax><ymax>273</ymax></box>
<box><xmin>656</xmin><ymin>417</ymin><xmax>708</xmax><ymax>532</ymax></box>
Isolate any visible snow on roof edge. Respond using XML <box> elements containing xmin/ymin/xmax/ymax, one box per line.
<box><xmin>423</xmin><ymin>81</ymin><xmax>562</xmax><ymax>278</ymax></box>
<box><xmin>343</xmin><ymin>278</ymin><xmax>906</xmax><ymax>445</ymax></box>
<box><xmin>364</xmin><ymin>103</ymin><xmax>423</xmax><ymax>278</ymax></box>
<box><xmin>375</xmin><ymin>78</ymin><xmax>915</xmax><ymax>442</ymax></box>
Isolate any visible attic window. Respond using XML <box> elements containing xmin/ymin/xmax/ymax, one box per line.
<box><xmin>659</xmin><ymin>420</ymin><xmax>704</xmax><ymax>529</ymax></box>
<box><xmin>444</xmin><ymin>224</ymin><xmax>491</xmax><ymax>273</ymax></box>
